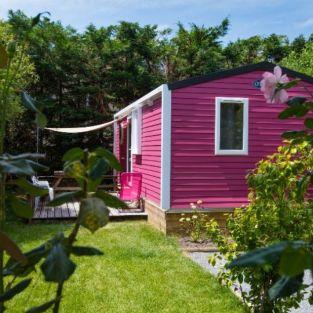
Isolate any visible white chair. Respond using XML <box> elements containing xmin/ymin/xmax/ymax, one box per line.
<box><xmin>31</xmin><ymin>176</ymin><xmax>54</xmax><ymax>209</ymax></box>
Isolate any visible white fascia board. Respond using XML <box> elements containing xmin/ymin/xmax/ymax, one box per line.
<box><xmin>114</xmin><ymin>85</ymin><xmax>163</xmax><ymax>119</ymax></box>
<box><xmin>160</xmin><ymin>84</ymin><xmax>171</xmax><ymax>211</ymax></box>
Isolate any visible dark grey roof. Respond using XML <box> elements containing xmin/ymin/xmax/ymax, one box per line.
<box><xmin>167</xmin><ymin>61</ymin><xmax>313</xmax><ymax>90</ymax></box>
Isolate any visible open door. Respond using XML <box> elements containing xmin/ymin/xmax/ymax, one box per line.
<box><xmin>119</xmin><ymin>119</ymin><xmax>132</xmax><ymax>172</ymax></box>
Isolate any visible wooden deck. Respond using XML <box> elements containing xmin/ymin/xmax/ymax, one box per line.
<box><xmin>33</xmin><ymin>200</ymin><xmax>147</xmax><ymax>221</ymax></box>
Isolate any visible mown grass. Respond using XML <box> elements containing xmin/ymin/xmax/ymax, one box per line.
<box><xmin>4</xmin><ymin>221</ymin><xmax>244</xmax><ymax>313</ymax></box>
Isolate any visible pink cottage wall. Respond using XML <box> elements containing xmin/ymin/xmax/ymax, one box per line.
<box><xmin>114</xmin><ymin>98</ymin><xmax>162</xmax><ymax>205</ymax></box>
<box><xmin>170</xmin><ymin>70</ymin><xmax>313</xmax><ymax>209</ymax></box>
<box><xmin>132</xmin><ymin>98</ymin><xmax>162</xmax><ymax>205</ymax></box>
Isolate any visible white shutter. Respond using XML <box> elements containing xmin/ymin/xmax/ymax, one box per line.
<box><xmin>131</xmin><ymin>107</ymin><xmax>142</xmax><ymax>154</ymax></box>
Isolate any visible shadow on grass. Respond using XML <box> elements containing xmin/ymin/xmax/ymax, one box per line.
<box><xmin>4</xmin><ymin>221</ymin><xmax>73</xmax><ymax>247</ymax></box>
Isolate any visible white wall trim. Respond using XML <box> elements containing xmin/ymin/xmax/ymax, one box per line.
<box><xmin>215</xmin><ymin>97</ymin><xmax>249</xmax><ymax>156</ymax></box>
<box><xmin>160</xmin><ymin>84</ymin><xmax>171</xmax><ymax>210</ymax></box>
<box><xmin>114</xmin><ymin>85</ymin><xmax>163</xmax><ymax>119</ymax></box>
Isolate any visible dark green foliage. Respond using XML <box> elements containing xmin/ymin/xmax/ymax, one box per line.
<box><xmin>41</xmin><ymin>243</ymin><xmax>76</xmax><ymax>283</ymax></box>
<box><xmin>0</xmin><ymin>45</ymin><xmax>8</xmax><ymax>69</ymax></box>
<box><xmin>6</xmin><ymin>195</ymin><xmax>34</xmax><ymax>219</ymax></box>
<box><xmin>79</xmin><ymin>197</ymin><xmax>109</xmax><ymax>233</ymax></box>
<box><xmin>48</xmin><ymin>191</ymin><xmax>81</xmax><ymax>207</ymax></box>
<box><xmin>26</xmin><ymin>299</ymin><xmax>56</xmax><ymax>313</ymax></box>
<box><xmin>207</xmin><ymin>141</ymin><xmax>313</xmax><ymax>312</ymax></box>
<box><xmin>269</xmin><ymin>275</ymin><xmax>304</xmax><ymax>300</ymax></box>
<box><xmin>94</xmin><ymin>190</ymin><xmax>128</xmax><ymax>208</ymax></box>
<box><xmin>71</xmin><ymin>246</ymin><xmax>103</xmax><ymax>256</ymax></box>
<box><xmin>0</xmin><ymin>279</ymin><xmax>31</xmax><ymax>302</ymax></box>
<box><xmin>6</xmin><ymin>11</ymin><xmax>311</xmax><ymax>171</ymax></box>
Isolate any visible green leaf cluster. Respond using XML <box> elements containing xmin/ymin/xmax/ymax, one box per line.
<box><xmin>207</xmin><ymin>141</ymin><xmax>313</xmax><ymax>312</ymax></box>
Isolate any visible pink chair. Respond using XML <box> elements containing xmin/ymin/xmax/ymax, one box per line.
<box><xmin>119</xmin><ymin>173</ymin><xmax>142</xmax><ymax>208</ymax></box>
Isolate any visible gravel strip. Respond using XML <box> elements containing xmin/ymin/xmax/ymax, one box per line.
<box><xmin>188</xmin><ymin>252</ymin><xmax>312</xmax><ymax>313</ymax></box>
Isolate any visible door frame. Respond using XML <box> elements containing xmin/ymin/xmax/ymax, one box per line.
<box><xmin>126</xmin><ymin>116</ymin><xmax>132</xmax><ymax>172</ymax></box>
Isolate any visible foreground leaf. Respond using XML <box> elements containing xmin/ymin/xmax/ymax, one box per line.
<box><xmin>71</xmin><ymin>246</ymin><xmax>103</xmax><ymax>256</ymax></box>
<box><xmin>80</xmin><ymin>197</ymin><xmax>109</xmax><ymax>233</ymax></box>
<box><xmin>48</xmin><ymin>191</ymin><xmax>80</xmax><ymax>206</ymax></box>
<box><xmin>279</xmin><ymin>246</ymin><xmax>313</xmax><ymax>277</ymax></box>
<box><xmin>287</xmin><ymin>96</ymin><xmax>307</xmax><ymax>107</ymax></box>
<box><xmin>0</xmin><ymin>279</ymin><xmax>32</xmax><ymax>302</ymax></box>
<box><xmin>282</xmin><ymin>79</ymin><xmax>300</xmax><ymax>89</ymax></box>
<box><xmin>41</xmin><ymin>243</ymin><xmax>76</xmax><ymax>283</ymax></box>
<box><xmin>15</xmin><ymin>178</ymin><xmax>48</xmax><ymax>196</ymax></box>
<box><xmin>281</xmin><ymin>131</ymin><xmax>307</xmax><ymax>140</ymax></box>
<box><xmin>1</xmin><ymin>153</ymin><xmax>45</xmax><ymax>160</ymax></box>
<box><xmin>4</xmin><ymin>244</ymin><xmax>49</xmax><ymax>277</ymax></box>
<box><xmin>228</xmin><ymin>243</ymin><xmax>288</xmax><ymax>268</ymax></box>
<box><xmin>62</xmin><ymin>148</ymin><xmax>84</xmax><ymax>163</ymax></box>
<box><xmin>0</xmin><ymin>231</ymin><xmax>27</xmax><ymax>265</ymax></box>
<box><xmin>305</xmin><ymin>118</ymin><xmax>313</xmax><ymax>129</ymax></box>
<box><xmin>31</xmin><ymin>12</ymin><xmax>50</xmax><ymax>27</ymax></box>
<box><xmin>228</xmin><ymin>242</ymin><xmax>307</xmax><ymax>268</ymax></box>
<box><xmin>95</xmin><ymin>190</ymin><xmax>127</xmax><ymax>208</ymax></box>
<box><xmin>89</xmin><ymin>158</ymin><xmax>108</xmax><ymax>180</ymax></box>
<box><xmin>21</xmin><ymin>91</ymin><xmax>40</xmax><ymax>113</ymax></box>
<box><xmin>269</xmin><ymin>275</ymin><xmax>304</xmax><ymax>300</ymax></box>
<box><xmin>279</xmin><ymin>107</ymin><xmax>295</xmax><ymax>119</ymax></box>
<box><xmin>7</xmin><ymin>195</ymin><xmax>34</xmax><ymax>219</ymax></box>
<box><xmin>94</xmin><ymin>147</ymin><xmax>122</xmax><ymax>171</ymax></box>
<box><xmin>26</xmin><ymin>299</ymin><xmax>56</xmax><ymax>313</ymax></box>
<box><xmin>27</xmin><ymin>159</ymin><xmax>49</xmax><ymax>172</ymax></box>
<box><xmin>0</xmin><ymin>159</ymin><xmax>35</xmax><ymax>175</ymax></box>
<box><xmin>35</xmin><ymin>112</ymin><xmax>47</xmax><ymax>128</ymax></box>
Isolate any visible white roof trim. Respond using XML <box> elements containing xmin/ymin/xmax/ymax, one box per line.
<box><xmin>114</xmin><ymin>85</ymin><xmax>164</xmax><ymax>119</ymax></box>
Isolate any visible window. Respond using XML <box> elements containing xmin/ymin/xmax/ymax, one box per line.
<box><xmin>131</xmin><ymin>107</ymin><xmax>142</xmax><ymax>155</ymax></box>
<box><xmin>215</xmin><ymin>97</ymin><xmax>248</xmax><ymax>155</ymax></box>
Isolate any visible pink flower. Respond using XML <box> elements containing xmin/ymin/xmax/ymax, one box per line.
<box><xmin>260</xmin><ymin>66</ymin><xmax>289</xmax><ymax>103</ymax></box>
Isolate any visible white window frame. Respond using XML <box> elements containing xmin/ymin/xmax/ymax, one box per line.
<box><xmin>215</xmin><ymin>97</ymin><xmax>249</xmax><ymax>155</ymax></box>
<box><xmin>131</xmin><ymin>107</ymin><xmax>142</xmax><ymax>155</ymax></box>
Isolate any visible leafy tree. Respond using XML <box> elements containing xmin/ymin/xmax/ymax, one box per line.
<box><xmin>282</xmin><ymin>41</ymin><xmax>313</xmax><ymax>77</ymax></box>
<box><xmin>5</xmin><ymin>12</ymin><xmax>168</xmax><ymax>170</ymax></box>
<box><xmin>262</xmin><ymin>34</ymin><xmax>290</xmax><ymax>62</ymax></box>
<box><xmin>0</xmin><ymin>13</ymin><xmax>127</xmax><ymax>312</ymax></box>
<box><xmin>167</xmin><ymin>19</ymin><xmax>229</xmax><ymax>80</ymax></box>
<box><xmin>0</xmin><ymin>20</ymin><xmax>36</xmax><ymax>121</ymax></box>
<box><xmin>290</xmin><ymin>34</ymin><xmax>307</xmax><ymax>54</ymax></box>
<box><xmin>223</xmin><ymin>36</ymin><xmax>263</xmax><ymax>68</ymax></box>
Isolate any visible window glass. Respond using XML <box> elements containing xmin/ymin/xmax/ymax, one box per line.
<box><xmin>220</xmin><ymin>101</ymin><xmax>243</xmax><ymax>150</ymax></box>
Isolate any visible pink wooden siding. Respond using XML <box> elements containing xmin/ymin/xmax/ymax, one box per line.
<box><xmin>132</xmin><ymin>98</ymin><xmax>162</xmax><ymax>205</ymax></box>
<box><xmin>170</xmin><ymin>71</ymin><xmax>313</xmax><ymax>209</ymax></box>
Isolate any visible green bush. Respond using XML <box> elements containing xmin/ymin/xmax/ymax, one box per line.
<box><xmin>207</xmin><ymin>141</ymin><xmax>313</xmax><ymax>312</ymax></box>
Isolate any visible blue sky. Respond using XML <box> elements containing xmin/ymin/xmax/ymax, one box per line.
<box><xmin>1</xmin><ymin>0</ymin><xmax>313</xmax><ymax>43</ymax></box>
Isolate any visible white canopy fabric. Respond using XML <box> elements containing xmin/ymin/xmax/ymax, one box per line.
<box><xmin>45</xmin><ymin>120</ymin><xmax>115</xmax><ymax>134</ymax></box>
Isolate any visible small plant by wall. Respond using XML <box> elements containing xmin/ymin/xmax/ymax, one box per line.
<box><xmin>179</xmin><ymin>200</ymin><xmax>209</xmax><ymax>243</ymax></box>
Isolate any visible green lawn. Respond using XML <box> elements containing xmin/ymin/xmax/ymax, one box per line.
<box><xmin>4</xmin><ymin>221</ymin><xmax>244</xmax><ymax>313</ymax></box>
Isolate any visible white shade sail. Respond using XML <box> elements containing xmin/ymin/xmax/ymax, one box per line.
<box><xmin>45</xmin><ymin>120</ymin><xmax>115</xmax><ymax>134</ymax></box>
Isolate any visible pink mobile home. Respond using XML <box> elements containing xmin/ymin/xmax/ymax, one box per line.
<box><xmin>113</xmin><ymin>62</ymin><xmax>313</xmax><ymax>233</ymax></box>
